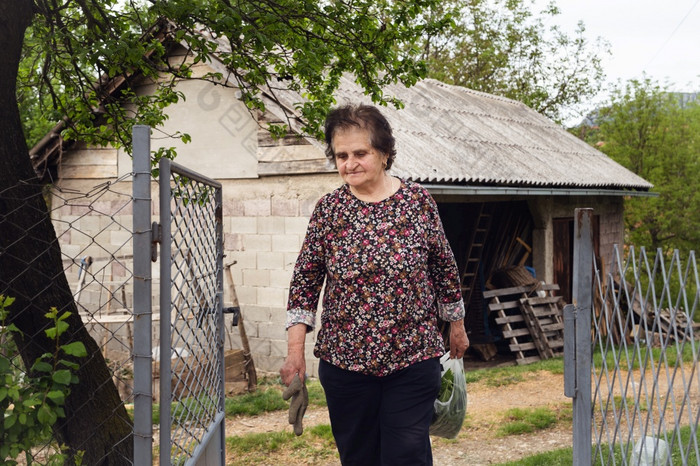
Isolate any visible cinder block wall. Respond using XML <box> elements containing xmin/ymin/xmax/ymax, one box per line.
<box><xmin>221</xmin><ymin>174</ymin><xmax>340</xmax><ymax>377</ymax></box>
<box><xmin>551</xmin><ymin>195</ymin><xmax>625</xmax><ymax>273</ymax></box>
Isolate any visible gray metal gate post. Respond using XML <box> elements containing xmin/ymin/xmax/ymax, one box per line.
<box><xmin>132</xmin><ymin>125</ymin><xmax>153</xmax><ymax>465</ymax></box>
<box><xmin>567</xmin><ymin>208</ymin><xmax>594</xmax><ymax>464</ymax></box>
<box><xmin>159</xmin><ymin>158</ymin><xmax>173</xmax><ymax>464</ymax></box>
<box><xmin>132</xmin><ymin>127</ymin><xmax>225</xmax><ymax>465</ymax></box>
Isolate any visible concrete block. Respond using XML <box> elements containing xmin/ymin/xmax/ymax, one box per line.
<box><xmin>272</xmin><ymin>234</ymin><xmax>301</xmax><ymax>253</ymax></box>
<box><xmin>60</xmin><ymin>244</ymin><xmax>82</xmax><ymax>260</ymax></box>
<box><xmin>240</xmin><ymin>304</ymin><xmax>272</xmax><ymax>323</ymax></box>
<box><xmin>271</xmin><ymin>199</ymin><xmax>299</xmax><ymax>217</ymax></box>
<box><xmin>110</xmin><ymin>229</ymin><xmax>132</xmax><ymax>247</ymax></box>
<box><xmin>57</xmin><ymin>229</ymin><xmax>71</xmax><ymax>242</ymax></box>
<box><xmin>223</xmin><ymin>326</ymin><xmax>242</xmax><ymax>349</ymax></box>
<box><xmin>224</xmin><ymin>233</ymin><xmax>243</xmax><ymax>251</ymax></box>
<box><xmin>270</xmin><ymin>339</ymin><xmax>288</xmax><ymax>358</ymax></box>
<box><xmin>284</xmin><ymin>252</ymin><xmax>300</xmax><ymax>268</ymax></box>
<box><xmin>248</xmin><ymin>337</ymin><xmax>271</xmax><ymax>356</ymax></box>
<box><xmin>223</xmin><ymin>267</ymin><xmax>243</xmax><ymax>292</ymax></box>
<box><xmin>71</xmin><ymin>204</ymin><xmax>91</xmax><ymax>216</ymax></box>
<box><xmin>243</xmin><ymin>199</ymin><xmax>271</xmax><ymax>217</ymax></box>
<box><xmin>235</xmin><ymin>285</ymin><xmax>257</xmax><ymax>306</ymax></box>
<box><xmin>254</xmin><ymin>354</ymin><xmax>284</xmax><ymax>374</ymax></box>
<box><xmin>257</xmin><ymin>286</ymin><xmax>285</xmax><ymax>308</ymax></box>
<box><xmin>306</xmin><ymin>360</ymin><xmax>320</xmax><ymax>378</ymax></box>
<box><xmin>222</xmin><ymin>198</ymin><xmax>244</xmax><ymax>216</ymax></box>
<box><xmin>242</xmin><ymin>269</ymin><xmax>270</xmax><ymax>287</ymax></box>
<box><xmin>257</xmin><ymin>216</ymin><xmax>285</xmax><ymax>234</ymax></box>
<box><xmin>285</xmin><ymin>217</ymin><xmax>311</xmax><ymax>235</ymax></box>
<box><xmin>229</xmin><ymin>216</ymin><xmax>257</xmax><ymax>234</ymax></box>
<box><xmin>300</xmin><ymin>199</ymin><xmax>318</xmax><ymax>217</ymax></box>
<box><xmin>269</xmin><ymin>269</ymin><xmax>293</xmax><ymax>290</ymax></box>
<box><xmin>258</xmin><ymin>321</ymin><xmax>287</xmax><ymax>340</ymax></box>
<box><xmin>257</xmin><ymin>251</ymin><xmax>284</xmax><ymax>270</ymax></box>
<box><xmin>242</xmin><ymin>234</ymin><xmax>271</xmax><ymax>252</ymax></box>
<box><xmin>78</xmin><ymin>215</ymin><xmax>100</xmax><ymax>232</ymax></box>
<box><xmin>227</xmin><ymin>250</ymin><xmax>256</xmax><ymax>269</ymax></box>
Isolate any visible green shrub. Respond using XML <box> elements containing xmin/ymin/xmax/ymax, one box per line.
<box><xmin>0</xmin><ymin>296</ymin><xmax>86</xmax><ymax>465</ymax></box>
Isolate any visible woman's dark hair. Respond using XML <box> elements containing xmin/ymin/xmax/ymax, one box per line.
<box><xmin>324</xmin><ymin>104</ymin><xmax>396</xmax><ymax>170</ymax></box>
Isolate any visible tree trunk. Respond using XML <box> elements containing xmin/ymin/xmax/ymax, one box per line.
<box><xmin>0</xmin><ymin>2</ymin><xmax>133</xmax><ymax>464</ymax></box>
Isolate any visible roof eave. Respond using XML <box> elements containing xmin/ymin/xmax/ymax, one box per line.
<box><xmin>424</xmin><ymin>184</ymin><xmax>657</xmax><ymax>198</ymax></box>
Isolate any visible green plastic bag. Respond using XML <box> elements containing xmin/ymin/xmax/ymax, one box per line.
<box><xmin>430</xmin><ymin>352</ymin><xmax>467</xmax><ymax>439</ymax></box>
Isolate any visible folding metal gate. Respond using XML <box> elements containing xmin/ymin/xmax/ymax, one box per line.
<box><xmin>568</xmin><ymin>208</ymin><xmax>699</xmax><ymax>465</ymax></box>
<box><xmin>133</xmin><ymin>125</ymin><xmax>225</xmax><ymax>465</ymax></box>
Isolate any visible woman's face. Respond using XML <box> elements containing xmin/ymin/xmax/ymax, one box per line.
<box><xmin>332</xmin><ymin>126</ymin><xmax>387</xmax><ymax>193</ymax></box>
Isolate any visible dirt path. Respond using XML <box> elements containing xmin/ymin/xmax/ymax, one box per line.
<box><xmin>226</xmin><ymin>370</ymin><xmax>573</xmax><ymax>465</ymax></box>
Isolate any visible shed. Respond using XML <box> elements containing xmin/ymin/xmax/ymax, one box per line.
<box><xmin>30</xmin><ymin>42</ymin><xmax>652</xmax><ymax>374</ymax></box>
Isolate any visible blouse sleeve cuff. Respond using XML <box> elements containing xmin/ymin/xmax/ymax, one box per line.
<box><xmin>286</xmin><ymin>308</ymin><xmax>316</xmax><ymax>332</ymax></box>
<box><xmin>438</xmin><ymin>299</ymin><xmax>465</xmax><ymax>322</ymax></box>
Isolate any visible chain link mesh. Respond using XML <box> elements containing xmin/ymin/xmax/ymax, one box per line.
<box><xmin>0</xmin><ymin>175</ymin><xmax>136</xmax><ymax>464</ymax></box>
<box><xmin>593</xmin><ymin>247</ymin><xmax>699</xmax><ymax>465</ymax></box>
<box><xmin>161</xmin><ymin>164</ymin><xmax>224</xmax><ymax>465</ymax></box>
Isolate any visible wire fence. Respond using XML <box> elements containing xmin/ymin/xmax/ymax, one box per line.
<box><xmin>592</xmin><ymin>246</ymin><xmax>699</xmax><ymax>465</ymax></box>
<box><xmin>1</xmin><ymin>173</ymin><xmax>137</xmax><ymax>465</ymax></box>
<box><xmin>1</xmin><ymin>130</ymin><xmax>225</xmax><ymax>465</ymax></box>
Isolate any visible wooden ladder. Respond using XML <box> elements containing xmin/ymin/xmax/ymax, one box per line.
<box><xmin>460</xmin><ymin>204</ymin><xmax>492</xmax><ymax>308</ymax></box>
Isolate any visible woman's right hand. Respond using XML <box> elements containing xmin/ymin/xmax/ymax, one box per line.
<box><xmin>280</xmin><ymin>352</ymin><xmax>306</xmax><ymax>386</ymax></box>
<box><xmin>280</xmin><ymin>323</ymin><xmax>308</xmax><ymax>386</ymax></box>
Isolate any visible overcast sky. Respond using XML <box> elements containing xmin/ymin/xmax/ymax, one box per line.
<box><xmin>534</xmin><ymin>0</ymin><xmax>700</xmax><ymax>122</ymax></box>
<box><xmin>543</xmin><ymin>0</ymin><xmax>700</xmax><ymax>86</ymax></box>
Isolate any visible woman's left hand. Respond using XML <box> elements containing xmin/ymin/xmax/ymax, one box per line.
<box><xmin>449</xmin><ymin>319</ymin><xmax>469</xmax><ymax>359</ymax></box>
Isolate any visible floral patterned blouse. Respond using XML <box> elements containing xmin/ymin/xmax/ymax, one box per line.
<box><xmin>286</xmin><ymin>179</ymin><xmax>465</xmax><ymax>376</ymax></box>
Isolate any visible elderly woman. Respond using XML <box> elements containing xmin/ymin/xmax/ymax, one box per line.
<box><xmin>280</xmin><ymin>104</ymin><xmax>469</xmax><ymax>465</ymax></box>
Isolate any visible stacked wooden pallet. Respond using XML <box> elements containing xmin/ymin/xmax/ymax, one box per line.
<box><xmin>483</xmin><ymin>283</ymin><xmax>565</xmax><ymax>365</ymax></box>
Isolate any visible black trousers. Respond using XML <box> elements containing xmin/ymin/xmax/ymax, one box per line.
<box><xmin>318</xmin><ymin>357</ymin><xmax>441</xmax><ymax>466</ymax></box>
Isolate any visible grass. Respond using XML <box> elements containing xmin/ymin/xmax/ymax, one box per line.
<box><xmin>592</xmin><ymin>343</ymin><xmax>697</xmax><ymax>373</ymax></box>
<box><xmin>495</xmin><ymin>424</ymin><xmax>700</xmax><ymax>465</ymax></box>
<box><xmin>225</xmin><ymin>377</ymin><xmax>326</xmax><ymax>417</ymax></box>
<box><xmin>125</xmin><ymin>376</ymin><xmax>327</xmax><ymax>425</ymax></box>
<box><xmin>225</xmin><ymin>423</ymin><xmax>338</xmax><ymax>465</ymax></box>
<box><xmin>496</xmin><ymin>405</ymin><xmax>569</xmax><ymax>437</ymax></box>
<box><xmin>465</xmin><ymin>357</ymin><xmax>564</xmax><ymax>387</ymax></box>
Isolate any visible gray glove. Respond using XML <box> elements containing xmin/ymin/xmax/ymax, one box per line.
<box><xmin>282</xmin><ymin>373</ymin><xmax>308</xmax><ymax>436</ymax></box>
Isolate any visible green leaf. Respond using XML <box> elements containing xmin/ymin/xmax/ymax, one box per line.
<box><xmin>0</xmin><ymin>356</ymin><xmax>10</xmax><ymax>372</ymax></box>
<box><xmin>45</xmin><ymin>326</ymin><xmax>57</xmax><ymax>339</ymax></box>
<box><xmin>0</xmin><ymin>386</ymin><xmax>7</xmax><ymax>402</ymax></box>
<box><xmin>4</xmin><ymin>413</ymin><xmax>17</xmax><ymax>429</ymax></box>
<box><xmin>46</xmin><ymin>390</ymin><xmax>66</xmax><ymax>404</ymax></box>
<box><xmin>52</xmin><ymin>369</ymin><xmax>72</xmax><ymax>385</ymax></box>
<box><xmin>1</xmin><ymin>295</ymin><xmax>15</xmax><ymax>307</ymax></box>
<box><xmin>22</xmin><ymin>397</ymin><xmax>41</xmax><ymax>407</ymax></box>
<box><xmin>58</xmin><ymin>359</ymin><xmax>79</xmax><ymax>370</ymax></box>
<box><xmin>60</xmin><ymin>341</ymin><xmax>87</xmax><ymax>357</ymax></box>
<box><xmin>37</xmin><ymin>403</ymin><xmax>57</xmax><ymax>425</ymax></box>
<box><xmin>31</xmin><ymin>360</ymin><xmax>53</xmax><ymax>373</ymax></box>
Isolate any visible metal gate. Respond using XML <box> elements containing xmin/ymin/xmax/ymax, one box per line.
<box><xmin>133</xmin><ymin>125</ymin><xmax>225</xmax><ymax>465</ymax></box>
<box><xmin>568</xmin><ymin>208</ymin><xmax>699</xmax><ymax>465</ymax></box>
